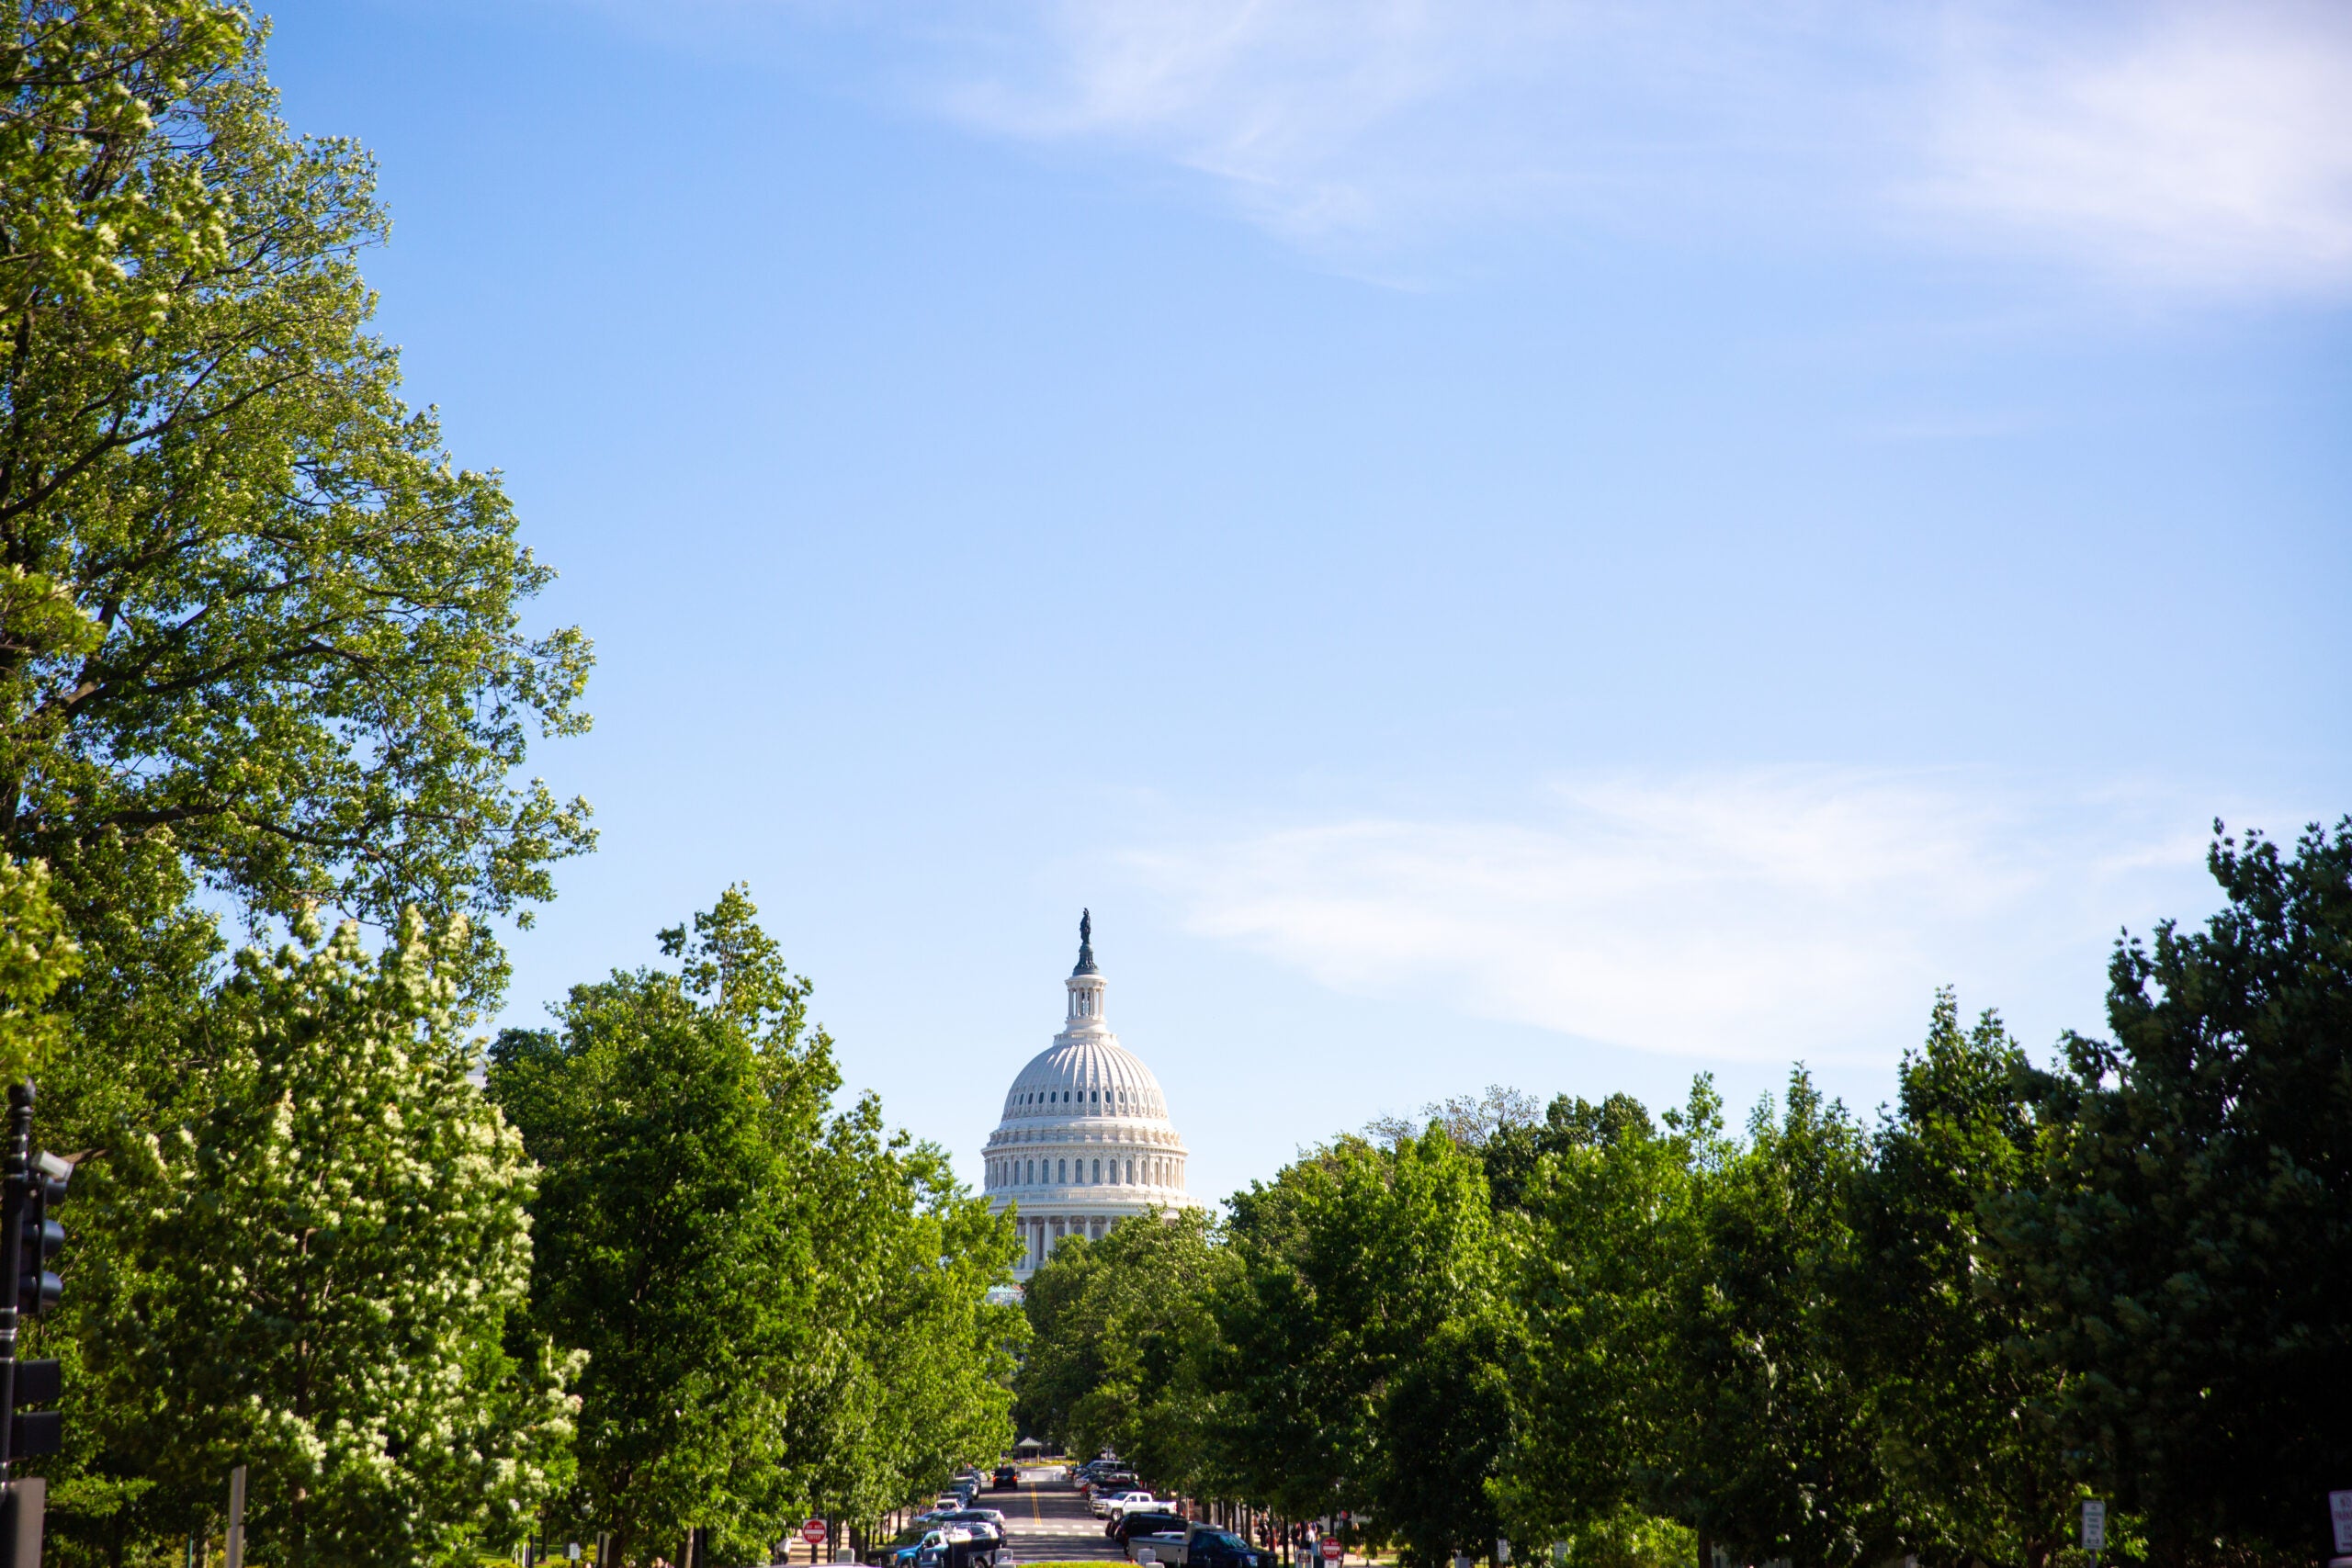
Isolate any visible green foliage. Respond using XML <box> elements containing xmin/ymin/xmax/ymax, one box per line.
<box><xmin>799</xmin><ymin>1089</ymin><xmax>1025</xmax><ymax>1523</ymax></box>
<box><xmin>66</xmin><ymin>910</ymin><xmax>576</xmax><ymax>1567</ymax></box>
<box><xmin>1016</xmin><ymin>1206</ymin><xmax>1232</xmax><ymax>1486</ymax></box>
<box><xmin>1655</xmin><ymin>1072</ymin><xmax>1883</xmax><ymax>1567</ymax></box>
<box><xmin>1498</xmin><ymin>1088</ymin><xmax>1700</xmax><ymax>1549</ymax></box>
<box><xmin>1988</xmin><ymin>818</ymin><xmax>2352</xmax><ymax>1565</ymax></box>
<box><xmin>490</xmin><ymin>888</ymin><xmax>1021</xmax><ymax>1567</ymax></box>
<box><xmin>1853</xmin><ymin>992</ymin><xmax>2069</xmax><ymax>1568</ymax></box>
<box><xmin>1547</xmin><ymin>1506</ymin><xmax>1698</xmax><ymax>1568</ymax></box>
<box><xmin>0</xmin><ymin>855</ymin><xmax>78</xmax><ymax>1079</ymax></box>
<box><xmin>1212</xmin><ymin>1127</ymin><xmax>1508</xmax><ymax>1565</ymax></box>
<box><xmin>0</xmin><ymin>0</ymin><xmax>593</xmax><ymax>1002</ymax></box>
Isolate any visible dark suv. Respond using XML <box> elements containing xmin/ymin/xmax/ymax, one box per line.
<box><xmin>1182</xmin><ymin>1529</ymin><xmax>1262</xmax><ymax>1568</ymax></box>
<box><xmin>1112</xmin><ymin>1511</ymin><xmax>1189</xmax><ymax>1546</ymax></box>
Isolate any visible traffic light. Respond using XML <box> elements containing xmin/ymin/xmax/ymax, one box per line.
<box><xmin>14</xmin><ymin>1152</ymin><xmax>64</xmax><ymax>1317</ymax></box>
<box><xmin>6</xmin><ymin>1361</ymin><xmax>57</xmax><ymax>1461</ymax></box>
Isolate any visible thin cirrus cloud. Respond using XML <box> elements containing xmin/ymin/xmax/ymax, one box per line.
<box><xmin>1126</xmin><ymin>772</ymin><xmax>2225</xmax><ymax>1066</ymax></box>
<box><xmin>874</xmin><ymin>0</ymin><xmax>2352</xmax><ymax>298</ymax></box>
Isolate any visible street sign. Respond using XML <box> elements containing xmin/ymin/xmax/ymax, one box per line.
<box><xmin>1321</xmin><ymin>1540</ymin><xmax>1343</xmax><ymax>1562</ymax></box>
<box><xmin>802</xmin><ymin>1520</ymin><xmax>828</xmax><ymax>1548</ymax></box>
<box><xmin>2082</xmin><ymin>1501</ymin><xmax>2107</xmax><ymax>1553</ymax></box>
<box><xmin>2329</xmin><ymin>1490</ymin><xmax>2352</xmax><ymax>1555</ymax></box>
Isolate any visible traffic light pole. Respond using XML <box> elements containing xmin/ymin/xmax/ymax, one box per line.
<box><xmin>0</xmin><ymin>1082</ymin><xmax>28</xmax><ymax>1488</ymax></box>
<box><xmin>0</xmin><ymin>1082</ymin><xmax>31</xmax><ymax>1568</ymax></box>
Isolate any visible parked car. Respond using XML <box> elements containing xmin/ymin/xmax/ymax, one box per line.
<box><xmin>1105</xmin><ymin>1492</ymin><xmax>1163</xmax><ymax>1520</ymax></box>
<box><xmin>1130</xmin><ymin>1528</ymin><xmax>1262</xmax><ymax>1568</ymax></box>
<box><xmin>1112</xmin><ymin>1510</ymin><xmax>1189</xmax><ymax>1546</ymax></box>
<box><xmin>900</xmin><ymin>1527</ymin><xmax>999</xmax><ymax>1568</ymax></box>
<box><xmin>1083</xmin><ymin>1471</ymin><xmax>1139</xmax><ymax>1501</ymax></box>
<box><xmin>940</xmin><ymin>1510</ymin><xmax>1007</xmax><ymax>1532</ymax></box>
<box><xmin>888</xmin><ymin>1525</ymin><xmax>940</xmax><ymax>1567</ymax></box>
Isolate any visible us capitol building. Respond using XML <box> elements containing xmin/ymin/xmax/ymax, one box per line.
<box><xmin>983</xmin><ymin>912</ymin><xmax>1199</xmax><ymax>1278</ymax></box>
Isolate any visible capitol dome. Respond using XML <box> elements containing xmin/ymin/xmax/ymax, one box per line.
<box><xmin>984</xmin><ymin>912</ymin><xmax>1197</xmax><ymax>1277</ymax></box>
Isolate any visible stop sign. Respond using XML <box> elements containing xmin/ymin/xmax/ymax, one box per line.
<box><xmin>1321</xmin><ymin>1540</ymin><xmax>1343</xmax><ymax>1562</ymax></box>
<box><xmin>802</xmin><ymin>1520</ymin><xmax>828</xmax><ymax>1547</ymax></box>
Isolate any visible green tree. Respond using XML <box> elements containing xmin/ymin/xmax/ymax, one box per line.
<box><xmin>1852</xmin><ymin>993</ymin><xmax>2068</xmax><ymax>1568</ymax></box>
<box><xmin>1211</xmin><ymin>1127</ymin><xmax>1508</xmax><ymax>1566</ymax></box>
<box><xmin>1015</xmin><ymin>1206</ymin><xmax>1230</xmax><ymax>1491</ymax></box>
<box><xmin>1988</xmin><ymin>819</ymin><xmax>2352</xmax><ymax>1565</ymax></box>
<box><xmin>1648</xmin><ymin>1072</ymin><xmax>1887</xmax><ymax>1568</ymax></box>
<box><xmin>490</xmin><ymin>888</ymin><xmax>1020</xmax><ymax>1565</ymax></box>
<box><xmin>69</xmin><ymin>910</ymin><xmax>577</xmax><ymax>1568</ymax></box>
<box><xmin>0</xmin><ymin>0</ymin><xmax>592</xmax><ymax>1003</ymax></box>
<box><xmin>1497</xmin><ymin>1089</ymin><xmax>1703</xmax><ymax>1562</ymax></box>
<box><xmin>802</xmin><ymin>1089</ymin><xmax>1023</xmax><ymax>1529</ymax></box>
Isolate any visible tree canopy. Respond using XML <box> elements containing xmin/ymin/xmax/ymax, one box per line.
<box><xmin>2</xmin><ymin>0</ymin><xmax>592</xmax><ymax>995</ymax></box>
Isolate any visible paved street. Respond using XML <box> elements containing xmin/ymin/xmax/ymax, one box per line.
<box><xmin>998</xmin><ymin>1469</ymin><xmax>1127</xmax><ymax>1564</ymax></box>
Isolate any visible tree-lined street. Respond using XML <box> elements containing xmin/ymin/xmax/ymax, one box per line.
<box><xmin>1</xmin><ymin>3</ymin><xmax>2345</xmax><ymax>1567</ymax></box>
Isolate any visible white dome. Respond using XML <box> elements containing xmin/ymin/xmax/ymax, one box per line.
<box><xmin>983</xmin><ymin>913</ymin><xmax>1198</xmax><ymax>1278</ymax></box>
<box><xmin>1001</xmin><ymin>1038</ymin><xmax>1169</xmax><ymax>1122</ymax></box>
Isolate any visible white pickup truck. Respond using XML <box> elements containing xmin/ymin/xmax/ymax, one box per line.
<box><xmin>1105</xmin><ymin>1493</ymin><xmax>1168</xmax><ymax>1520</ymax></box>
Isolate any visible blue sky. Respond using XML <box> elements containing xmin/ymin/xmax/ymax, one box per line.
<box><xmin>270</xmin><ymin>0</ymin><xmax>2350</xmax><ymax>1203</ymax></box>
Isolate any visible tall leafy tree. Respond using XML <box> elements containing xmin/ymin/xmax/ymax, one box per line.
<box><xmin>801</xmin><ymin>1089</ymin><xmax>1023</xmax><ymax>1529</ymax></box>
<box><xmin>491</xmin><ymin>889</ymin><xmax>1019</xmax><ymax>1566</ymax></box>
<box><xmin>1987</xmin><ymin>819</ymin><xmax>2352</xmax><ymax>1565</ymax></box>
<box><xmin>1649</xmin><ymin>1073</ymin><xmax>1887</xmax><ymax>1568</ymax></box>
<box><xmin>1498</xmin><ymin>1089</ymin><xmax>1705</xmax><ymax>1560</ymax></box>
<box><xmin>1851</xmin><ymin>993</ymin><xmax>2069</xmax><ymax>1568</ymax></box>
<box><xmin>1211</xmin><ymin>1127</ymin><xmax>1508</xmax><ymax>1566</ymax></box>
<box><xmin>1</xmin><ymin>0</ymin><xmax>592</xmax><ymax>1006</ymax></box>
<box><xmin>489</xmin><ymin>891</ymin><xmax>834</xmax><ymax>1566</ymax></box>
<box><xmin>71</xmin><ymin>911</ymin><xmax>577</xmax><ymax>1567</ymax></box>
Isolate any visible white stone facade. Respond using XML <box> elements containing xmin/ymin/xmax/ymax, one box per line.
<box><xmin>984</xmin><ymin>917</ymin><xmax>1197</xmax><ymax>1278</ymax></box>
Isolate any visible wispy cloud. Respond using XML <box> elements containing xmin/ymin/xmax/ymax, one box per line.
<box><xmin>852</xmin><ymin>0</ymin><xmax>2352</xmax><ymax>299</ymax></box>
<box><xmin>1916</xmin><ymin>5</ymin><xmax>2352</xmax><ymax>296</ymax></box>
<box><xmin>1127</xmin><ymin>772</ymin><xmax>2230</xmax><ymax>1065</ymax></box>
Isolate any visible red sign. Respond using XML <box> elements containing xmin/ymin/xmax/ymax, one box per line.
<box><xmin>802</xmin><ymin>1520</ymin><xmax>829</xmax><ymax>1547</ymax></box>
<box><xmin>1321</xmin><ymin>1541</ymin><xmax>1343</xmax><ymax>1562</ymax></box>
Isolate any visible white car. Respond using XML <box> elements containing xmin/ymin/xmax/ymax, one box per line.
<box><xmin>1100</xmin><ymin>1491</ymin><xmax>1162</xmax><ymax>1519</ymax></box>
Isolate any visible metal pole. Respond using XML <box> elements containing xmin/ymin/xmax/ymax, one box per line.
<box><xmin>224</xmin><ymin>1466</ymin><xmax>247</xmax><ymax>1568</ymax></box>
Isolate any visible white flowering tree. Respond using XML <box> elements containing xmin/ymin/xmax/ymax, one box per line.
<box><xmin>75</xmin><ymin>912</ymin><xmax>579</xmax><ymax>1566</ymax></box>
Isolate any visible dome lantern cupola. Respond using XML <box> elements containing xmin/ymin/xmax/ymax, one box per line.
<box><xmin>1066</xmin><ymin>908</ymin><xmax>1108</xmax><ymax>1030</ymax></box>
